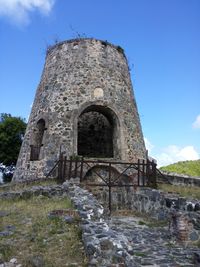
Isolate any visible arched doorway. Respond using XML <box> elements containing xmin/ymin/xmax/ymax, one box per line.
<box><xmin>35</xmin><ymin>119</ymin><xmax>45</xmax><ymax>148</ymax></box>
<box><xmin>30</xmin><ymin>119</ymin><xmax>45</xmax><ymax>160</ymax></box>
<box><xmin>77</xmin><ymin>105</ymin><xmax>120</xmax><ymax>158</ymax></box>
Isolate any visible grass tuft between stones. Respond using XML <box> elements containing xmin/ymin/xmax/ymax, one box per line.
<box><xmin>134</xmin><ymin>252</ymin><xmax>147</xmax><ymax>257</ymax></box>
<box><xmin>158</xmin><ymin>184</ymin><xmax>200</xmax><ymax>200</ymax></box>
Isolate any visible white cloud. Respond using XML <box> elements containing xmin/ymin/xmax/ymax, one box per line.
<box><xmin>156</xmin><ymin>145</ymin><xmax>199</xmax><ymax>167</ymax></box>
<box><xmin>145</xmin><ymin>137</ymin><xmax>199</xmax><ymax>167</ymax></box>
<box><xmin>178</xmin><ymin>146</ymin><xmax>199</xmax><ymax>159</ymax></box>
<box><xmin>192</xmin><ymin>114</ymin><xmax>200</xmax><ymax>129</ymax></box>
<box><xmin>144</xmin><ymin>137</ymin><xmax>154</xmax><ymax>153</ymax></box>
<box><xmin>0</xmin><ymin>0</ymin><xmax>55</xmax><ymax>25</ymax></box>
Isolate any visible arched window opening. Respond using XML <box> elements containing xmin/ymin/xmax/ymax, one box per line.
<box><xmin>30</xmin><ymin>119</ymin><xmax>45</xmax><ymax>160</ymax></box>
<box><xmin>78</xmin><ymin>107</ymin><xmax>114</xmax><ymax>158</ymax></box>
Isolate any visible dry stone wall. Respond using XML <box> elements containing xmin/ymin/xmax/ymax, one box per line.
<box><xmin>158</xmin><ymin>171</ymin><xmax>200</xmax><ymax>186</ymax></box>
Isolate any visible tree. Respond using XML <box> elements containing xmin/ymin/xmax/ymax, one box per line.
<box><xmin>0</xmin><ymin>113</ymin><xmax>27</xmax><ymax>165</ymax></box>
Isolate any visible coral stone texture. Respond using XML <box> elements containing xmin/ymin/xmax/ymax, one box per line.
<box><xmin>13</xmin><ymin>38</ymin><xmax>146</xmax><ymax>180</ymax></box>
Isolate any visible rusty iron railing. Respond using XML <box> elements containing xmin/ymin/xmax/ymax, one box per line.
<box><xmin>45</xmin><ymin>154</ymin><xmax>157</xmax><ymax>213</ymax></box>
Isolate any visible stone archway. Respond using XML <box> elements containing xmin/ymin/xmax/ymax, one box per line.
<box><xmin>35</xmin><ymin>119</ymin><xmax>45</xmax><ymax>148</ymax></box>
<box><xmin>30</xmin><ymin>119</ymin><xmax>45</xmax><ymax>161</ymax></box>
<box><xmin>77</xmin><ymin>105</ymin><xmax>120</xmax><ymax>159</ymax></box>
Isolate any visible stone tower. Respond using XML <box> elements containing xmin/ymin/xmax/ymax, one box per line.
<box><xmin>13</xmin><ymin>38</ymin><xmax>146</xmax><ymax>181</ymax></box>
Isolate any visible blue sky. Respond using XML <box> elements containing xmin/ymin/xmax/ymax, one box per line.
<box><xmin>0</xmin><ymin>0</ymin><xmax>199</xmax><ymax>166</ymax></box>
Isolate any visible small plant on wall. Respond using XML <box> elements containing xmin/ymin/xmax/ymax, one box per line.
<box><xmin>116</xmin><ymin>45</ymin><xmax>124</xmax><ymax>54</ymax></box>
<box><xmin>70</xmin><ymin>154</ymin><xmax>83</xmax><ymax>161</ymax></box>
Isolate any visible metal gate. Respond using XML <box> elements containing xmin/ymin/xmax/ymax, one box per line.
<box><xmin>47</xmin><ymin>155</ymin><xmax>157</xmax><ymax>213</ymax></box>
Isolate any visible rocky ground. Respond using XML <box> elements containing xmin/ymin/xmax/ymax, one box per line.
<box><xmin>107</xmin><ymin>216</ymin><xmax>200</xmax><ymax>267</ymax></box>
<box><xmin>0</xmin><ymin>182</ymin><xmax>200</xmax><ymax>266</ymax></box>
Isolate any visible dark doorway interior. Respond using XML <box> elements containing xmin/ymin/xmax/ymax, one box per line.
<box><xmin>78</xmin><ymin>110</ymin><xmax>113</xmax><ymax>158</ymax></box>
<box><xmin>35</xmin><ymin>119</ymin><xmax>45</xmax><ymax>148</ymax></box>
<box><xmin>30</xmin><ymin>119</ymin><xmax>45</xmax><ymax>161</ymax></box>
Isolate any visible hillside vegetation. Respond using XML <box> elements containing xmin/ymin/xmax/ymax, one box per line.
<box><xmin>160</xmin><ymin>160</ymin><xmax>200</xmax><ymax>177</ymax></box>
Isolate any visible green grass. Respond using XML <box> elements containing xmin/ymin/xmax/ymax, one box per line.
<box><xmin>160</xmin><ymin>160</ymin><xmax>200</xmax><ymax>177</ymax></box>
<box><xmin>196</xmin><ymin>239</ymin><xmax>200</xmax><ymax>248</ymax></box>
<box><xmin>0</xmin><ymin>195</ymin><xmax>87</xmax><ymax>266</ymax></box>
<box><xmin>0</xmin><ymin>179</ymin><xmax>58</xmax><ymax>193</ymax></box>
<box><xmin>134</xmin><ymin>252</ymin><xmax>147</xmax><ymax>257</ymax></box>
<box><xmin>137</xmin><ymin>219</ymin><xmax>168</xmax><ymax>228</ymax></box>
<box><xmin>113</xmin><ymin>210</ymin><xmax>168</xmax><ymax>227</ymax></box>
<box><xmin>158</xmin><ymin>183</ymin><xmax>200</xmax><ymax>200</ymax></box>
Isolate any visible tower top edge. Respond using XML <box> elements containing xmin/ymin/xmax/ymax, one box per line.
<box><xmin>46</xmin><ymin>38</ymin><xmax>126</xmax><ymax>57</ymax></box>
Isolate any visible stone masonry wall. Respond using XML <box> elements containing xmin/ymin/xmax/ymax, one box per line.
<box><xmin>158</xmin><ymin>171</ymin><xmax>200</xmax><ymax>186</ymax></box>
<box><xmin>93</xmin><ymin>186</ymin><xmax>200</xmax><ymax>242</ymax></box>
<box><xmin>13</xmin><ymin>38</ymin><xmax>146</xmax><ymax>181</ymax></box>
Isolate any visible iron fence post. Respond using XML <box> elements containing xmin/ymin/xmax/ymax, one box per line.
<box><xmin>68</xmin><ymin>158</ymin><xmax>72</xmax><ymax>180</ymax></box>
<box><xmin>137</xmin><ymin>159</ymin><xmax>140</xmax><ymax>186</ymax></box>
<box><xmin>80</xmin><ymin>157</ymin><xmax>84</xmax><ymax>182</ymax></box>
<box><xmin>142</xmin><ymin>159</ymin><xmax>145</xmax><ymax>186</ymax></box>
<box><xmin>146</xmin><ymin>159</ymin><xmax>150</xmax><ymax>186</ymax></box>
<box><xmin>152</xmin><ymin>161</ymin><xmax>157</xmax><ymax>188</ymax></box>
<box><xmin>108</xmin><ymin>162</ymin><xmax>112</xmax><ymax>215</ymax></box>
<box><xmin>63</xmin><ymin>156</ymin><xmax>67</xmax><ymax>182</ymax></box>
<box><xmin>58</xmin><ymin>153</ymin><xmax>63</xmax><ymax>182</ymax></box>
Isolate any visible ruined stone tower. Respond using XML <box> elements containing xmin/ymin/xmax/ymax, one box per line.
<box><xmin>13</xmin><ymin>38</ymin><xmax>146</xmax><ymax>180</ymax></box>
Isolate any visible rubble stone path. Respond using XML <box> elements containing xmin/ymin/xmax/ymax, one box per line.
<box><xmin>106</xmin><ymin>216</ymin><xmax>200</xmax><ymax>267</ymax></box>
